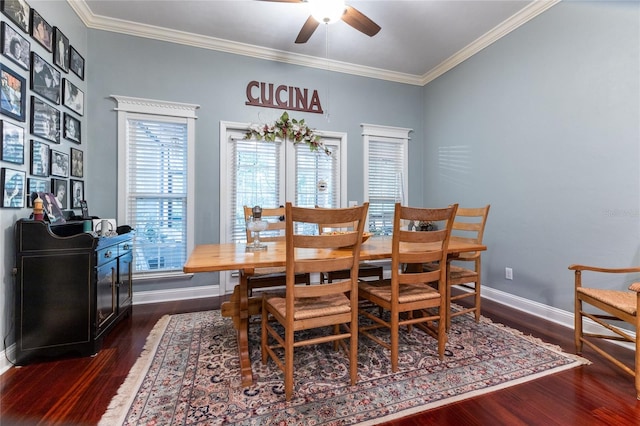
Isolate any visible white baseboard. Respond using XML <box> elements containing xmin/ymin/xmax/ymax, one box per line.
<box><xmin>132</xmin><ymin>284</ymin><xmax>221</xmax><ymax>305</ymax></box>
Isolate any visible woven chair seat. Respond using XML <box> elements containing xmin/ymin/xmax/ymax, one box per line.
<box><xmin>359</xmin><ymin>279</ymin><xmax>440</xmax><ymax>303</ymax></box>
<box><xmin>577</xmin><ymin>287</ymin><xmax>637</xmax><ymax>316</ymax></box>
<box><xmin>265</xmin><ymin>292</ymin><xmax>351</xmax><ymax>320</ymax></box>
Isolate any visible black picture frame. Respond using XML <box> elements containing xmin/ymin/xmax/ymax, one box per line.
<box><xmin>53</xmin><ymin>26</ymin><xmax>68</xmax><ymax>72</ymax></box>
<box><xmin>30</xmin><ymin>96</ymin><xmax>59</xmax><ymax>143</ymax></box>
<box><xmin>62</xmin><ymin>78</ymin><xmax>83</xmax><ymax>115</ymax></box>
<box><xmin>30</xmin><ymin>8</ymin><xmax>51</xmax><ymax>52</ymax></box>
<box><xmin>31</xmin><ymin>52</ymin><xmax>60</xmax><ymax>104</ymax></box>
<box><xmin>70</xmin><ymin>178</ymin><xmax>83</xmax><ymax>209</ymax></box>
<box><xmin>1</xmin><ymin>166</ymin><xmax>25</xmax><ymax>208</ymax></box>
<box><xmin>1</xmin><ymin>0</ymin><xmax>30</xmax><ymax>34</ymax></box>
<box><xmin>70</xmin><ymin>146</ymin><xmax>82</xmax><ymax>178</ymax></box>
<box><xmin>1</xmin><ymin>21</ymin><xmax>29</xmax><ymax>70</ymax></box>
<box><xmin>26</xmin><ymin>176</ymin><xmax>48</xmax><ymax>206</ymax></box>
<box><xmin>1</xmin><ymin>119</ymin><xmax>23</xmax><ymax>164</ymax></box>
<box><xmin>0</xmin><ymin>62</ymin><xmax>26</xmax><ymax>121</ymax></box>
<box><xmin>50</xmin><ymin>148</ymin><xmax>68</xmax><ymax>177</ymax></box>
<box><xmin>63</xmin><ymin>112</ymin><xmax>80</xmax><ymax>143</ymax></box>
<box><xmin>51</xmin><ymin>177</ymin><xmax>66</xmax><ymax>209</ymax></box>
<box><xmin>30</xmin><ymin>139</ymin><xmax>48</xmax><ymax>176</ymax></box>
<box><xmin>79</xmin><ymin>199</ymin><xmax>88</xmax><ymax>218</ymax></box>
<box><xmin>69</xmin><ymin>45</ymin><xmax>84</xmax><ymax>80</ymax></box>
<box><xmin>39</xmin><ymin>191</ymin><xmax>64</xmax><ymax>223</ymax></box>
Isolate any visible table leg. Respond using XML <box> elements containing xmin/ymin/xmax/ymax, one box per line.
<box><xmin>220</xmin><ymin>270</ymin><xmax>262</xmax><ymax>387</ymax></box>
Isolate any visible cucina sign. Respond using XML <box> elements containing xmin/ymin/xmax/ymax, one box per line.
<box><xmin>245</xmin><ymin>80</ymin><xmax>323</xmax><ymax>114</ymax></box>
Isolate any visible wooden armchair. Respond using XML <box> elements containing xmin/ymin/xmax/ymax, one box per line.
<box><xmin>261</xmin><ymin>202</ymin><xmax>369</xmax><ymax>401</ymax></box>
<box><xmin>318</xmin><ymin>217</ymin><xmax>383</xmax><ymax>284</ymax></box>
<box><xmin>359</xmin><ymin>203</ymin><xmax>457</xmax><ymax>372</ymax></box>
<box><xmin>570</xmin><ymin>264</ymin><xmax>640</xmax><ymax>399</ymax></box>
<box><xmin>243</xmin><ymin>206</ymin><xmax>310</xmax><ymax>296</ymax></box>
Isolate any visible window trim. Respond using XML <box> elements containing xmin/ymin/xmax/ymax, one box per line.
<box><xmin>113</xmin><ymin>95</ymin><xmax>199</xmax><ymax>278</ymax></box>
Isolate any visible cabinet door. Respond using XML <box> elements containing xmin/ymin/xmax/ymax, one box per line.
<box><xmin>95</xmin><ymin>258</ymin><xmax>117</xmax><ymax>336</ymax></box>
<box><xmin>118</xmin><ymin>250</ymin><xmax>133</xmax><ymax>312</ymax></box>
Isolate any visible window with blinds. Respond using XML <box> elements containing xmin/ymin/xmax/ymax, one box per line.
<box><xmin>114</xmin><ymin>95</ymin><xmax>198</xmax><ymax>277</ymax></box>
<box><xmin>229</xmin><ymin>138</ymin><xmax>283</xmax><ymax>243</ymax></box>
<box><xmin>363</xmin><ymin>124</ymin><xmax>411</xmax><ymax>236</ymax></box>
<box><xmin>126</xmin><ymin>118</ymin><xmax>188</xmax><ymax>272</ymax></box>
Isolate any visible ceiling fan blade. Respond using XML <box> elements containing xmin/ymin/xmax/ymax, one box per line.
<box><xmin>295</xmin><ymin>16</ymin><xmax>320</xmax><ymax>44</ymax></box>
<box><xmin>341</xmin><ymin>5</ymin><xmax>381</xmax><ymax>37</ymax></box>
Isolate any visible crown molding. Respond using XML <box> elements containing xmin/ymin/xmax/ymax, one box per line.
<box><xmin>420</xmin><ymin>0</ymin><xmax>561</xmax><ymax>85</ymax></box>
<box><xmin>68</xmin><ymin>0</ymin><xmax>559</xmax><ymax>87</ymax></box>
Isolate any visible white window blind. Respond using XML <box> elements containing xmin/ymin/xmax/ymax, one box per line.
<box><xmin>126</xmin><ymin>118</ymin><xmax>188</xmax><ymax>272</ymax></box>
<box><xmin>229</xmin><ymin>138</ymin><xmax>283</xmax><ymax>243</ymax></box>
<box><xmin>294</xmin><ymin>141</ymin><xmax>340</xmax><ymax>209</ymax></box>
<box><xmin>114</xmin><ymin>95</ymin><xmax>198</xmax><ymax>278</ymax></box>
<box><xmin>363</xmin><ymin>124</ymin><xmax>411</xmax><ymax>236</ymax></box>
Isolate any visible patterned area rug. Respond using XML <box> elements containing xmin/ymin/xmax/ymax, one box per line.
<box><xmin>100</xmin><ymin>308</ymin><xmax>588</xmax><ymax>425</ymax></box>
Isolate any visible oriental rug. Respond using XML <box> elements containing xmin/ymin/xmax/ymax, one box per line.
<box><xmin>100</xmin><ymin>308</ymin><xmax>588</xmax><ymax>425</ymax></box>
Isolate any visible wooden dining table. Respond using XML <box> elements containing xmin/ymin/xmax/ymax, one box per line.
<box><xmin>183</xmin><ymin>237</ymin><xmax>486</xmax><ymax>387</ymax></box>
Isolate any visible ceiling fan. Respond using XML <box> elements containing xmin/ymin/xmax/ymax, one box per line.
<box><xmin>263</xmin><ymin>0</ymin><xmax>381</xmax><ymax>44</ymax></box>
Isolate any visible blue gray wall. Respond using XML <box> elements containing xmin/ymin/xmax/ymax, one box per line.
<box><xmin>86</xmin><ymin>30</ymin><xmax>424</xmax><ymax>290</ymax></box>
<box><xmin>1</xmin><ymin>1</ymin><xmax>638</xmax><ymax>355</ymax></box>
<box><xmin>422</xmin><ymin>0</ymin><xmax>639</xmax><ymax>312</ymax></box>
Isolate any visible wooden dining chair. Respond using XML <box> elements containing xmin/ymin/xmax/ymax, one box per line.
<box><xmin>243</xmin><ymin>206</ymin><xmax>310</xmax><ymax>296</ymax></box>
<box><xmin>317</xmin><ymin>215</ymin><xmax>383</xmax><ymax>284</ymax></box>
<box><xmin>570</xmin><ymin>264</ymin><xmax>640</xmax><ymax>399</ymax></box>
<box><xmin>261</xmin><ymin>202</ymin><xmax>368</xmax><ymax>401</ymax></box>
<box><xmin>441</xmin><ymin>205</ymin><xmax>490</xmax><ymax>331</ymax></box>
<box><xmin>359</xmin><ymin>203</ymin><xmax>457</xmax><ymax>372</ymax></box>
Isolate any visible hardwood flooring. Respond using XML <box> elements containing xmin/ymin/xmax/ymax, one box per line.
<box><xmin>1</xmin><ymin>295</ymin><xmax>638</xmax><ymax>425</ymax></box>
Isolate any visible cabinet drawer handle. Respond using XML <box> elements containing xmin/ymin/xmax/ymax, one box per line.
<box><xmin>104</xmin><ymin>251</ymin><xmax>113</xmax><ymax>259</ymax></box>
<box><xmin>123</xmin><ymin>244</ymin><xmax>130</xmax><ymax>250</ymax></box>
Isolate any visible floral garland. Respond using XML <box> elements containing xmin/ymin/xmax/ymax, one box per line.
<box><xmin>245</xmin><ymin>111</ymin><xmax>331</xmax><ymax>156</ymax></box>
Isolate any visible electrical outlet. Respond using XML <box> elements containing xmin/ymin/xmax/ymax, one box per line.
<box><xmin>505</xmin><ymin>267</ymin><xmax>513</xmax><ymax>280</ymax></box>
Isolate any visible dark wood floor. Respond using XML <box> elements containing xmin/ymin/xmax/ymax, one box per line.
<box><xmin>1</xmin><ymin>295</ymin><xmax>638</xmax><ymax>425</ymax></box>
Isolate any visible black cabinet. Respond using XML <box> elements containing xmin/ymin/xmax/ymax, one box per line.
<box><xmin>13</xmin><ymin>219</ymin><xmax>133</xmax><ymax>365</ymax></box>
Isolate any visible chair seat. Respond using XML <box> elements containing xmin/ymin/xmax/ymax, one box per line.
<box><xmin>423</xmin><ymin>263</ymin><xmax>477</xmax><ymax>279</ymax></box>
<box><xmin>265</xmin><ymin>292</ymin><xmax>351</xmax><ymax>320</ymax></box>
<box><xmin>577</xmin><ymin>287</ymin><xmax>637</xmax><ymax>316</ymax></box>
<box><xmin>359</xmin><ymin>279</ymin><xmax>441</xmax><ymax>303</ymax></box>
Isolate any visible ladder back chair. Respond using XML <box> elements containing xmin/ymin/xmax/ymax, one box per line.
<box><xmin>571</xmin><ymin>264</ymin><xmax>640</xmax><ymax>399</ymax></box>
<box><xmin>317</xmin><ymin>214</ymin><xmax>383</xmax><ymax>284</ymax></box>
<box><xmin>442</xmin><ymin>205</ymin><xmax>490</xmax><ymax>331</ymax></box>
<box><xmin>359</xmin><ymin>203</ymin><xmax>457</xmax><ymax>372</ymax></box>
<box><xmin>243</xmin><ymin>206</ymin><xmax>310</xmax><ymax>296</ymax></box>
<box><xmin>261</xmin><ymin>202</ymin><xmax>369</xmax><ymax>401</ymax></box>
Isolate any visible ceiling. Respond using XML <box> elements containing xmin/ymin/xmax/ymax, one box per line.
<box><xmin>71</xmin><ymin>0</ymin><xmax>558</xmax><ymax>85</ymax></box>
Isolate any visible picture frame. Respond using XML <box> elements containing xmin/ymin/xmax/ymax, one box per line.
<box><xmin>1</xmin><ymin>166</ymin><xmax>25</xmax><ymax>208</ymax></box>
<box><xmin>50</xmin><ymin>148</ymin><xmax>68</xmax><ymax>177</ymax></box>
<box><xmin>1</xmin><ymin>21</ymin><xmax>29</xmax><ymax>70</ymax></box>
<box><xmin>69</xmin><ymin>46</ymin><xmax>84</xmax><ymax>80</ymax></box>
<box><xmin>26</xmin><ymin>176</ymin><xmax>48</xmax><ymax>206</ymax></box>
<box><xmin>30</xmin><ymin>139</ymin><xmax>48</xmax><ymax>176</ymax></box>
<box><xmin>52</xmin><ymin>26</ymin><xmax>69</xmax><ymax>72</ymax></box>
<box><xmin>0</xmin><ymin>62</ymin><xmax>26</xmax><ymax>121</ymax></box>
<box><xmin>39</xmin><ymin>191</ymin><xmax>65</xmax><ymax>223</ymax></box>
<box><xmin>31</xmin><ymin>52</ymin><xmax>60</xmax><ymax>104</ymax></box>
<box><xmin>1</xmin><ymin>0</ymin><xmax>30</xmax><ymax>34</ymax></box>
<box><xmin>63</xmin><ymin>112</ymin><xmax>80</xmax><ymax>143</ymax></box>
<box><xmin>1</xmin><ymin>119</ymin><xmax>24</xmax><ymax>164</ymax></box>
<box><xmin>70</xmin><ymin>178</ymin><xmax>83</xmax><ymax>209</ymax></box>
<box><xmin>30</xmin><ymin>96</ymin><xmax>59</xmax><ymax>143</ymax></box>
<box><xmin>62</xmin><ymin>79</ymin><xmax>83</xmax><ymax>115</ymax></box>
<box><xmin>70</xmin><ymin>147</ymin><xmax>82</xmax><ymax>178</ymax></box>
<box><xmin>51</xmin><ymin>177</ymin><xmax>67</xmax><ymax>209</ymax></box>
<box><xmin>79</xmin><ymin>199</ymin><xmax>88</xmax><ymax>218</ymax></box>
<box><xmin>30</xmin><ymin>8</ymin><xmax>52</xmax><ymax>52</ymax></box>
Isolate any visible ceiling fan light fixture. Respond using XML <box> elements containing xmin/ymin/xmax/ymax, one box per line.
<box><xmin>309</xmin><ymin>0</ymin><xmax>345</xmax><ymax>24</ymax></box>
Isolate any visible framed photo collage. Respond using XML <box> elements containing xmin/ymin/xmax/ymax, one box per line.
<box><xmin>1</xmin><ymin>0</ymin><xmax>85</xmax><ymax>209</ymax></box>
